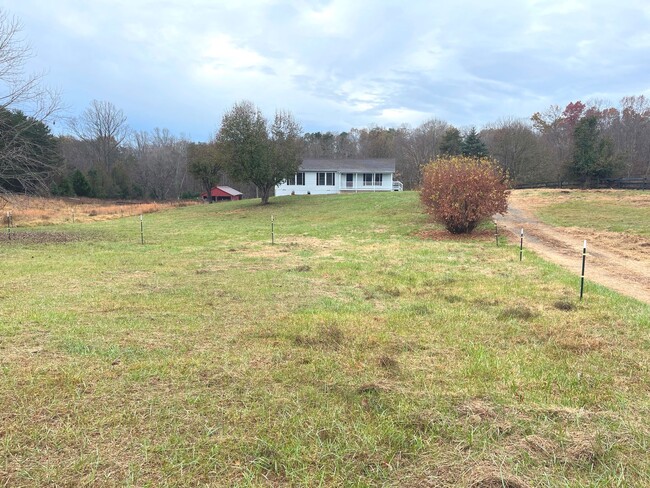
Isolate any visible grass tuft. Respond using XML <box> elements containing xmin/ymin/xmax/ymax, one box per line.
<box><xmin>554</xmin><ymin>299</ymin><xmax>577</xmax><ymax>311</ymax></box>
<box><xmin>498</xmin><ymin>306</ymin><xmax>537</xmax><ymax>321</ymax></box>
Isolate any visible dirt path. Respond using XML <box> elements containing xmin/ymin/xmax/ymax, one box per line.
<box><xmin>496</xmin><ymin>194</ymin><xmax>650</xmax><ymax>305</ymax></box>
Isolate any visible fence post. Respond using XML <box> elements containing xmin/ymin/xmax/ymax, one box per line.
<box><xmin>580</xmin><ymin>240</ymin><xmax>587</xmax><ymax>300</ymax></box>
<box><xmin>519</xmin><ymin>228</ymin><xmax>524</xmax><ymax>261</ymax></box>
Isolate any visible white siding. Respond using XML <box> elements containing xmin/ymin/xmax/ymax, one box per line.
<box><xmin>277</xmin><ymin>171</ymin><xmax>394</xmax><ymax>196</ymax></box>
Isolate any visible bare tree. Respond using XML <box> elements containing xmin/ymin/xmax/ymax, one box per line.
<box><xmin>615</xmin><ymin>96</ymin><xmax>650</xmax><ymax>177</ymax></box>
<box><xmin>129</xmin><ymin>128</ymin><xmax>190</xmax><ymax>199</ymax></box>
<box><xmin>531</xmin><ymin>105</ymin><xmax>573</xmax><ymax>183</ymax></box>
<box><xmin>0</xmin><ymin>9</ymin><xmax>62</xmax><ymax>198</ymax></box>
<box><xmin>396</xmin><ymin>119</ymin><xmax>449</xmax><ymax>188</ymax></box>
<box><xmin>69</xmin><ymin>100</ymin><xmax>130</xmax><ymax>170</ymax></box>
<box><xmin>481</xmin><ymin>118</ymin><xmax>544</xmax><ymax>184</ymax></box>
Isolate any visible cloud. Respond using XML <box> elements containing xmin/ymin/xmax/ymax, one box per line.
<box><xmin>3</xmin><ymin>0</ymin><xmax>650</xmax><ymax>137</ymax></box>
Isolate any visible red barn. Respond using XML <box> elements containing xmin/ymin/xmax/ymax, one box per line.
<box><xmin>201</xmin><ymin>186</ymin><xmax>243</xmax><ymax>202</ymax></box>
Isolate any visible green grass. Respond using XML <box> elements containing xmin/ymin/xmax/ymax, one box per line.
<box><xmin>1</xmin><ymin>192</ymin><xmax>649</xmax><ymax>486</ymax></box>
<box><xmin>533</xmin><ymin>190</ymin><xmax>650</xmax><ymax>236</ymax></box>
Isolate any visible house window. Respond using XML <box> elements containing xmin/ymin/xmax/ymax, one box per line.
<box><xmin>363</xmin><ymin>173</ymin><xmax>373</xmax><ymax>186</ymax></box>
<box><xmin>286</xmin><ymin>172</ymin><xmax>305</xmax><ymax>185</ymax></box>
<box><xmin>317</xmin><ymin>172</ymin><xmax>335</xmax><ymax>186</ymax></box>
<box><xmin>374</xmin><ymin>173</ymin><xmax>383</xmax><ymax>186</ymax></box>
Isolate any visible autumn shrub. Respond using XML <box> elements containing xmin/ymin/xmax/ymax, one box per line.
<box><xmin>420</xmin><ymin>156</ymin><xmax>509</xmax><ymax>234</ymax></box>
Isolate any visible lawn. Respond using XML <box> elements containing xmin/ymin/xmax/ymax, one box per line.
<box><xmin>1</xmin><ymin>192</ymin><xmax>649</xmax><ymax>486</ymax></box>
<box><xmin>519</xmin><ymin>189</ymin><xmax>650</xmax><ymax>237</ymax></box>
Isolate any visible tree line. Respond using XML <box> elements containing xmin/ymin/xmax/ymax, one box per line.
<box><xmin>3</xmin><ymin>8</ymin><xmax>650</xmax><ymax>202</ymax></box>
<box><xmin>302</xmin><ymin>97</ymin><xmax>650</xmax><ymax>189</ymax></box>
<box><xmin>7</xmin><ymin>96</ymin><xmax>650</xmax><ymax>202</ymax></box>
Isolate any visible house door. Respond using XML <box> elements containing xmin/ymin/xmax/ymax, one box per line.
<box><xmin>346</xmin><ymin>173</ymin><xmax>354</xmax><ymax>188</ymax></box>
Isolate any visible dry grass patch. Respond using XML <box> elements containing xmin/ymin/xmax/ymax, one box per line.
<box><xmin>457</xmin><ymin>399</ymin><xmax>498</xmax><ymax>422</ymax></box>
<box><xmin>0</xmin><ymin>230</ymin><xmax>86</xmax><ymax>243</ymax></box>
<box><xmin>1</xmin><ymin>195</ymin><xmax>195</xmax><ymax>226</ymax></box>
<box><xmin>416</xmin><ymin>229</ymin><xmax>495</xmax><ymax>241</ymax></box>
<box><xmin>466</xmin><ymin>465</ymin><xmax>531</xmax><ymax>488</ymax></box>
<box><xmin>378</xmin><ymin>355</ymin><xmax>399</xmax><ymax>371</ymax></box>
<box><xmin>293</xmin><ymin>324</ymin><xmax>345</xmax><ymax>350</ymax></box>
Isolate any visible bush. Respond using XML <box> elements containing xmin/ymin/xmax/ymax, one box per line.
<box><xmin>420</xmin><ymin>156</ymin><xmax>509</xmax><ymax>234</ymax></box>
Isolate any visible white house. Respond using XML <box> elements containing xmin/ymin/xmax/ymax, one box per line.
<box><xmin>276</xmin><ymin>158</ymin><xmax>400</xmax><ymax>196</ymax></box>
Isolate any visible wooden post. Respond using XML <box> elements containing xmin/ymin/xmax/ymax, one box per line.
<box><xmin>140</xmin><ymin>214</ymin><xmax>144</xmax><ymax>245</ymax></box>
<box><xmin>519</xmin><ymin>228</ymin><xmax>524</xmax><ymax>261</ymax></box>
<box><xmin>271</xmin><ymin>215</ymin><xmax>275</xmax><ymax>245</ymax></box>
<box><xmin>494</xmin><ymin>221</ymin><xmax>499</xmax><ymax>247</ymax></box>
<box><xmin>580</xmin><ymin>240</ymin><xmax>587</xmax><ymax>300</ymax></box>
<box><xmin>6</xmin><ymin>211</ymin><xmax>11</xmax><ymax>241</ymax></box>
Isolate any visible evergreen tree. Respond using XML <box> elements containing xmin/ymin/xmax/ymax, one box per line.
<box><xmin>462</xmin><ymin>127</ymin><xmax>489</xmax><ymax>158</ymax></box>
<box><xmin>439</xmin><ymin>127</ymin><xmax>463</xmax><ymax>156</ymax></box>
<box><xmin>51</xmin><ymin>177</ymin><xmax>73</xmax><ymax>196</ymax></box>
<box><xmin>572</xmin><ymin>116</ymin><xmax>616</xmax><ymax>185</ymax></box>
<box><xmin>71</xmin><ymin>169</ymin><xmax>92</xmax><ymax>196</ymax></box>
<box><xmin>0</xmin><ymin>108</ymin><xmax>63</xmax><ymax>193</ymax></box>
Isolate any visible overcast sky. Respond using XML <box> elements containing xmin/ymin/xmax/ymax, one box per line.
<box><xmin>5</xmin><ymin>0</ymin><xmax>650</xmax><ymax>140</ymax></box>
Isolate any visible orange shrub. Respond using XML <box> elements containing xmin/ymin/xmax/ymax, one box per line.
<box><xmin>420</xmin><ymin>156</ymin><xmax>509</xmax><ymax>234</ymax></box>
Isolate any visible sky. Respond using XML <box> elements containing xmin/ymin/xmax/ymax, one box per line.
<box><xmin>4</xmin><ymin>0</ymin><xmax>650</xmax><ymax>141</ymax></box>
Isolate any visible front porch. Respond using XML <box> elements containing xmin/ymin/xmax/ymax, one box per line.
<box><xmin>338</xmin><ymin>172</ymin><xmax>392</xmax><ymax>192</ymax></box>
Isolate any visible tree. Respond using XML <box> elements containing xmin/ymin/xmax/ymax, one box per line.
<box><xmin>70</xmin><ymin>169</ymin><xmax>91</xmax><ymax>196</ymax></box>
<box><xmin>358</xmin><ymin>126</ymin><xmax>397</xmax><ymax>158</ymax></box>
<box><xmin>481</xmin><ymin>118</ymin><xmax>543</xmax><ymax>184</ymax></box>
<box><xmin>571</xmin><ymin>116</ymin><xmax>616</xmax><ymax>185</ymax></box>
<box><xmin>0</xmin><ymin>9</ymin><xmax>61</xmax><ymax>197</ymax></box>
<box><xmin>439</xmin><ymin>127</ymin><xmax>463</xmax><ymax>156</ymax></box>
<box><xmin>420</xmin><ymin>156</ymin><xmax>509</xmax><ymax>234</ymax></box>
<box><xmin>218</xmin><ymin>101</ymin><xmax>303</xmax><ymax>204</ymax></box>
<box><xmin>0</xmin><ymin>107</ymin><xmax>62</xmax><ymax>192</ymax></box>
<box><xmin>462</xmin><ymin>127</ymin><xmax>489</xmax><ymax>158</ymax></box>
<box><xmin>188</xmin><ymin>142</ymin><xmax>222</xmax><ymax>202</ymax></box>
<box><xmin>396</xmin><ymin>119</ymin><xmax>448</xmax><ymax>189</ymax></box>
<box><xmin>131</xmin><ymin>128</ymin><xmax>188</xmax><ymax>200</ymax></box>
<box><xmin>70</xmin><ymin>100</ymin><xmax>130</xmax><ymax>170</ymax></box>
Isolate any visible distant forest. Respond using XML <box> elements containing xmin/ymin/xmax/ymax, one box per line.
<box><xmin>3</xmin><ymin>95</ymin><xmax>650</xmax><ymax>200</ymax></box>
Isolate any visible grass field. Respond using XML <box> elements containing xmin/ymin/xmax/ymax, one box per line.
<box><xmin>0</xmin><ymin>195</ymin><xmax>195</xmax><ymax>227</ymax></box>
<box><xmin>517</xmin><ymin>189</ymin><xmax>650</xmax><ymax>237</ymax></box>
<box><xmin>1</xmin><ymin>192</ymin><xmax>649</xmax><ymax>486</ymax></box>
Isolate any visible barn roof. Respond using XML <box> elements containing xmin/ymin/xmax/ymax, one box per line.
<box><xmin>300</xmin><ymin>159</ymin><xmax>396</xmax><ymax>173</ymax></box>
<box><xmin>215</xmin><ymin>186</ymin><xmax>242</xmax><ymax>196</ymax></box>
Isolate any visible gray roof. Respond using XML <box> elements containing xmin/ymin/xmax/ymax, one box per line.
<box><xmin>217</xmin><ymin>185</ymin><xmax>242</xmax><ymax>196</ymax></box>
<box><xmin>300</xmin><ymin>158</ymin><xmax>395</xmax><ymax>173</ymax></box>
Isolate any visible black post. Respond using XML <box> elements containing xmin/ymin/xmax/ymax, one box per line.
<box><xmin>140</xmin><ymin>214</ymin><xmax>144</xmax><ymax>245</ymax></box>
<box><xmin>494</xmin><ymin>221</ymin><xmax>499</xmax><ymax>247</ymax></box>
<box><xmin>519</xmin><ymin>228</ymin><xmax>524</xmax><ymax>261</ymax></box>
<box><xmin>271</xmin><ymin>215</ymin><xmax>275</xmax><ymax>245</ymax></box>
<box><xmin>580</xmin><ymin>240</ymin><xmax>586</xmax><ymax>300</ymax></box>
<box><xmin>6</xmin><ymin>212</ymin><xmax>11</xmax><ymax>241</ymax></box>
